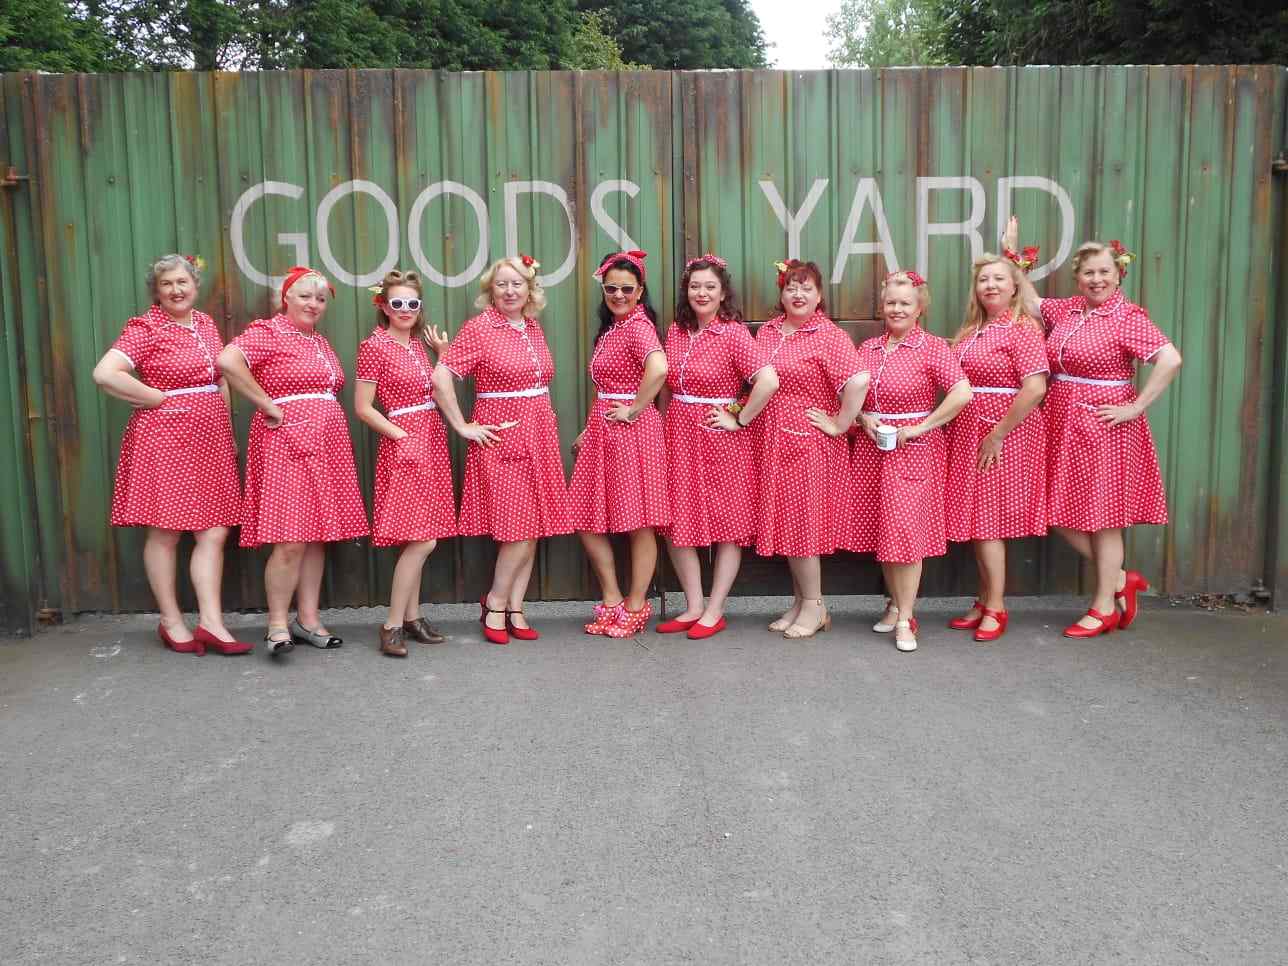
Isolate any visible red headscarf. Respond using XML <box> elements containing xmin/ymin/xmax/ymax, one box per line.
<box><xmin>280</xmin><ymin>266</ymin><xmax>335</xmax><ymax>309</ymax></box>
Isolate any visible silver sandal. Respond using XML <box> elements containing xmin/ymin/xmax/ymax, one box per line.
<box><xmin>289</xmin><ymin>618</ymin><xmax>343</xmax><ymax>649</ymax></box>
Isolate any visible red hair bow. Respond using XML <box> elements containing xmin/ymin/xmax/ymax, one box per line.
<box><xmin>595</xmin><ymin>250</ymin><xmax>648</xmax><ymax>280</ymax></box>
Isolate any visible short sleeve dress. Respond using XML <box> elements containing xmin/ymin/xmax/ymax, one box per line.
<box><xmin>354</xmin><ymin>327</ymin><xmax>457</xmax><ymax>546</ymax></box>
<box><xmin>1040</xmin><ymin>290</ymin><xmax>1171</xmax><ymax>530</ymax></box>
<box><xmin>662</xmin><ymin>317</ymin><xmax>770</xmax><ymax>548</ymax></box>
<box><xmin>842</xmin><ymin>327</ymin><xmax>966</xmax><ymax>563</ymax></box>
<box><xmin>438</xmin><ymin>305</ymin><xmax>572</xmax><ymax>542</ymax></box>
<box><xmin>568</xmin><ymin>305</ymin><xmax>670</xmax><ymax>533</ymax></box>
<box><xmin>230</xmin><ymin>315</ymin><xmax>370</xmax><ymax>547</ymax></box>
<box><xmin>753</xmin><ymin>309</ymin><xmax>865</xmax><ymax>558</ymax></box>
<box><xmin>944</xmin><ymin>314</ymin><xmax>1049</xmax><ymax>542</ymax></box>
<box><xmin>108</xmin><ymin>304</ymin><xmax>241</xmax><ymax>530</ymax></box>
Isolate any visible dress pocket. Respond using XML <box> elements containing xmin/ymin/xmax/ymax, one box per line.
<box><xmin>496</xmin><ymin>423</ymin><xmax>528</xmax><ymax>463</ymax></box>
<box><xmin>275</xmin><ymin>419</ymin><xmax>320</xmax><ymax>459</ymax></box>
<box><xmin>900</xmin><ymin>439</ymin><xmax>932</xmax><ymax>482</ymax></box>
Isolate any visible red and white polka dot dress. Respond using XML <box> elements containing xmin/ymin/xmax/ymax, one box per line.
<box><xmin>944</xmin><ymin>314</ymin><xmax>1049</xmax><ymax>542</ymax></box>
<box><xmin>231</xmin><ymin>315</ymin><xmax>370</xmax><ymax>547</ymax></box>
<box><xmin>662</xmin><ymin>318</ymin><xmax>770</xmax><ymax>547</ymax></box>
<box><xmin>568</xmin><ymin>306</ymin><xmax>670</xmax><ymax>533</ymax></box>
<box><xmin>355</xmin><ymin>327</ymin><xmax>457</xmax><ymax>547</ymax></box>
<box><xmin>438</xmin><ymin>306</ymin><xmax>572</xmax><ymax>542</ymax></box>
<box><xmin>753</xmin><ymin>310</ymin><xmax>865</xmax><ymax>558</ymax></box>
<box><xmin>1041</xmin><ymin>291</ymin><xmax>1171</xmax><ymax>530</ymax></box>
<box><xmin>842</xmin><ymin>327</ymin><xmax>966</xmax><ymax>563</ymax></box>
<box><xmin>108</xmin><ymin>304</ymin><xmax>241</xmax><ymax>531</ymax></box>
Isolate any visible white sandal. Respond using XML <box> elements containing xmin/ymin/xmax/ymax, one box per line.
<box><xmin>894</xmin><ymin>619</ymin><xmax>918</xmax><ymax>652</ymax></box>
<box><xmin>873</xmin><ymin>598</ymin><xmax>900</xmax><ymax>633</ymax></box>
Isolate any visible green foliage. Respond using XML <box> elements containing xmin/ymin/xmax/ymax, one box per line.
<box><xmin>577</xmin><ymin>0</ymin><xmax>769</xmax><ymax>69</ymax></box>
<box><xmin>0</xmin><ymin>0</ymin><xmax>120</xmax><ymax>71</ymax></box>
<box><xmin>566</xmin><ymin>10</ymin><xmax>646</xmax><ymax>70</ymax></box>
<box><xmin>932</xmin><ymin>0</ymin><xmax>1288</xmax><ymax>65</ymax></box>
<box><xmin>825</xmin><ymin>0</ymin><xmax>947</xmax><ymax>67</ymax></box>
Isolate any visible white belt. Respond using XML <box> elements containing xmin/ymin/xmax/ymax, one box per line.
<box><xmin>477</xmin><ymin>386</ymin><xmax>548</xmax><ymax>399</ymax></box>
<box><xmin>1052</xmin><ymin>374</ymin><xmax>1131</xmax><ymax>387</ymax></box>
<box><xmin>165</xmin><ymin>384</ymin><xmax>219</xmax><ymax>397</ymax></box>
<box><xmin>674</xmin><ymin>393</ymin><xmax>737</xmax><ymax>405</ymax></box>
<box><xmin>597</xmin><ymin>392</ymin><xmax>635</xmax><ymax>401</ymax></box>
<box><xmin>388</xmin><ymin>400</ymin><xmax>437</xmax><ymax>417</ymax></box>
<box><xmin>971</xmin><ymin>386</ymin><xmax>1019</xmax><ymax>395</ymax></box>
<box><xmin>272</xmin><ymin>392</ymin><xmax>336</xmax><ymax>405</ymax></box>
<box><xmin>863</xmin><ymin>410</ymin><xmax>931</xmax><ymax>421</ymax></box>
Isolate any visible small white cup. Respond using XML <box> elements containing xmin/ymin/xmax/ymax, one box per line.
<box><xmin>875</xmin><ymin>423</ymin><xmax>898</xmax><ymax>451</ymax></box>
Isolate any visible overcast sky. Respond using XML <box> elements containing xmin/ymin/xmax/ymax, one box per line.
<box><xmin>750</xmin><ymin>0</ymin><xmax>843</xmax><ymax>70</ymax></box>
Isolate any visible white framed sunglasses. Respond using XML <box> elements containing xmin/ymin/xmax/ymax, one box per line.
<box><xmin>387</xmin><ymin>297</ymin><xmax>422</xmax><ymax>311</ymax></box>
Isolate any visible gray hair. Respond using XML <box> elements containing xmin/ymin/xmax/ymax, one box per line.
<box><xmin>146</xmin><ymin>254</ymin><xmax>200</xmax><ymax>302</ymax></box>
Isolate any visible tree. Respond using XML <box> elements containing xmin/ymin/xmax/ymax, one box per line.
<box><xmin>577</xmin><ymin>0</ymin><xmax>769</xmax><ymax>69</ymax></box>
<box><xmin>566</xmin><ymin>10</ymin><xmax>646</xmax><ymax>70</ymax></box>
<box><xmin>931</xmin><ymin>0</ymin><xmax>1288</xmax><ymax>65</ymax></box>
<box><xmin>825</xmin><ymin>0</ymin><xmax>946</xmax><ymax>67</ymax></box>
<box><xmin>0</xmin><ymin>0</ymin><xmax>121</xmax><ymax>71</ymax></box>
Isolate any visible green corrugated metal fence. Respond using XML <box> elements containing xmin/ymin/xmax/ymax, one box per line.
<box><xmin>1</xmin><ymin>66</ymin><xmax>1284</xmax><ymax>634</ymax></box>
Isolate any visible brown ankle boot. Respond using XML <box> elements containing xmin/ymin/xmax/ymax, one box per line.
<box><xmin>379</xmin><ymin>625</ymin><xmax>407</xmax><ymax>657</ymax></box>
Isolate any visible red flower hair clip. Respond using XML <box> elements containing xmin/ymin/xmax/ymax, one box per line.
<box><xmin>1109</xmin><ymin>240</ymin><xmax>1135</xmax><ymax>277</ymax></box>
<box><xmin>183</xmin><ymin>254</ymin><xmax>206</xmax><ymax>272</ymax></box>
<box><xmin>519</xmin><ymin>253</ymin><xmax>539</xmax><ymax>270</ymax></box>
<box><xmin>685</xmin><ymin>253</ymin><xmax>728</xmax><ymax>272</ymax></box>
<box><xmin>773</xmin><ymin>259</ymin><xmax>794</xmax><ymax>288</ymax></box>
<box><xmin>1003</xmin><ymin>246</ymin><xmax>1040</xmax><ymax>273</ymax></box>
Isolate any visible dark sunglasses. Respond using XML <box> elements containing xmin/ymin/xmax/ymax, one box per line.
<box><xmin>602</xmin><ymin>284</ymin><xmax>637</xmax><ymax>296</ymax></box>
<box><xmin>387</xmin><ymin>297</ymin><xmax>422</xmax><ymax>311</ymax></box>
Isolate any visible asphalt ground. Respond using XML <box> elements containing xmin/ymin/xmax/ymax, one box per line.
<box><xmin>2</xmin><ymin>596</ymin><xmax>1286</xmax><ymax>966</ymax></box>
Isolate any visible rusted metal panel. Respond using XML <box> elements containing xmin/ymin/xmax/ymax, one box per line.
<box><xmin>0</xmin><ymin>66</ymin><xmax>1283</xmax><ymax>624</ymax></box>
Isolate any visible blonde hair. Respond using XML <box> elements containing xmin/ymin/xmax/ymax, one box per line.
<box><xmin>1072</xmin><ymin>241</ymin><xmax>1122</xmax><ymax>278</ymax></box>
<box><xmin>146</xmin><ymin>254</ymin><xmax>200</xmax><ymax>303</ymax></box>
<box><xmin>952</xmin><ymin>254</ymin><xmax>1041</xmax><ymax>345</ymax></box>
<box><xmin>474</xmin><ymin>257</ymin><xmax>546</xmax><ymax>318</ymax></box>
<box><xmin>880</xmin><ymin>271</ymin><xmax>932</xmax><ymax>321</ymax></box>
<box><xmin>374</xmin><ymin>269</ymin><xmax>425</xmax><ymax>338</ymax></box>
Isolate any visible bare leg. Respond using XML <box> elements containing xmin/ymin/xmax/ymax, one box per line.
<box><xmin>389</xmin><ymin>540</ymin><xmax>436</xmax><ymax>627</ymax></box>
<box><xmin>486</xmin><ymin>539</ymin><xmax>535</xmax><ymax>631</ymax></box>
<box><xmin>264</xmin><ymin>541</ymin><xmax>306</xmax><ymax>632</ymax></box>
<box><xmin>701</xmin><ymin>543</ymin><xmax>743</xmax><ymax>624</ymax></box>
<box><xmin>784</xmin><ymin>555</ymin><xmax>825</xmax><ymax>635</ymax></box>
<box><xmin>1052</xmin><ymin>525</ymin><xmax>1092</xmax><ymax>559</ymax></box>
<box><xmin>505</xmin><ymin>539</ymin><xmax>538</xmax><ymax>629</ymax></box>
<box><xmin>1077</xmin><ymin>527</ymin><xmax>1125</xmax><ymax>628</ymax></box>
<box><xmin>883</xmin><ymin>560</ymin><xmax>923</xmax><ymax>647</ymax></box>
<box><xmin>1055</xmin><ymin>526</ymin><xmax>1127</xmax><ymax>616</ymax></box>
<box><xmin>579</xmin><ymin>532</ymin><xmax>624</xmax><ymax>608</ymax></box>
<box><xmin>771</xmin><ymin>569</ymin><xmax>804</xmax><ymax>631</ymax></box>
<box><xmin>664</xmin><ymin>540</ymin><xmax>705</xmax><ymax>621</ymax></box>
<box><xmin>145</xmin><ymin>527</ymin><xmax>190</xmax><ymax>641</ymax></box>
<box><xmin>191</xmin><ymin>526</ymin><xmax>232</xmax><ymax>639</ymax></box>
<box><xmin>625</xmin><ymin>528</ymin><xmax>657</xmax><ymax>611</ymax></box>
<box><xmin>295</xmin><ymin>542</ymin><xmax>329</xmax><ymax>633</ymax></box>
<box><xmin>974</xmin><ymin>538</ymin><xmax>1007</xmax><ymax>633</ymax></box>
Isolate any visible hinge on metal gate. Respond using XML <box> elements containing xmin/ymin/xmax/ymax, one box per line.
<box><xmin>1</xmin><ymin>166</ymin><xmax>31</xmax><ymax>188</ymax></box>
<box><xmin>1273</xmin><ymin>152</ymin><xmax>1288</xmax><ymax>175</ymax></box>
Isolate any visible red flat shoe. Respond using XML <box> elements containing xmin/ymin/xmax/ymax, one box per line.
<box><xmin>687</xmin><ymin>617</ymin><xmax>726</xmax><ymax>639</ymax></box>
<box><xmin>1115</xmin><ymin>570</ymin><xmax>1150</xmax><ymax>630</ymax></box>
<box><xmin>949</xmin><ymin>600</ymin><xmax>984</xmax><ymax>630</ymax></box>
<box><xmin>158</xmin><ymin>622</ymin><xmax>203</xmax><ymax>656</ymax></box>
<box><xmin>479</xmin><ymin>595</ymin><xmax>509</xmax><ymax>645</ymax></box>
<box><xmin>506</xmin><ymin>610</ymin><xmax>540</xmax><ymax>641</ymax></box>
<box><xmin>973</xmin><ymin>607</ymin><xmax>1008</xmax><ymax>643</ymax></box>
<box><xmin>1063</xmin><ymin>608</ymin><xmax>1119</xmax><ymax>639</ymax></box>
<box><xmin>656</xmin><ymin>617</ymin><xmax>699</xmax><ymax>634</ymax></box>
<box><xmin>193</xmin><ymin>625</ymin><xmax>254</xmax><ymax>655</ymax></box>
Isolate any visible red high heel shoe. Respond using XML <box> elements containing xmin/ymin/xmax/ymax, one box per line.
<box><xmin>193</xmin><ymin>625</ymin><xmax>254</xmax><ymax>655</ymax></box>
<box><xmin>655</xmin><ymin>617</ymin><xmax>699</xmax><ymax>634</ymax></box>
<box><xmin>606</xmin><ymin>600</ymin><xmax>653</xmax><ymax>639</ymax></box>
<box><xmin>1115</xmin><ymin>570</ymin><xmax>1150</xmax><ymax>630</ymax></box>
<box><xmin>1063</xmin><ymin>608</ymin><xmax>1119</xmax><ymax>638</ymax></box>
<box><xmin>479</xmin><ymin>594</ymin><xmax>509</xmax><ymax>645</ymax></box>
<box><xmin>585</xmin><ymin>601</ymin><xmax>624</xmax><ymax>636</ymax></box>
<box><xmin>948</xmin><ymin>600</ymin><xmax>984</xmax><ymax>630</ymax></box>
<box><xmin>973</xmin><ymin>607</ymin><xmax>1008</xmax><ymax>643</ymax></box>
<box><xmin>506</xmin><ymin>610</ymin><xmax>540</xmax><ymax>641</ymax></box>
<box><xmin>158</xmin><ymin>622</ymin><xmax>203</xmax><ymax>655</ymax></box>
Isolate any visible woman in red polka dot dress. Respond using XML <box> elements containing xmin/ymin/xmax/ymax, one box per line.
<box><xmin>92</xmin><ymin>254</ymin><xmax>249</xmax><ymax>657</ymax></box>
<box><xmin>570</xmin><ymin>251</ymin><xmax>670</xmax><ymax>640</ymax></box>
<box><xmin>754</xmin><ymin>259</ymin><xmax>870</xmax><ymax>640</ymax></box>
<box><xmin>218</xmin><ymin>267</ymin><xmax>370</xmax><ymax>656</ymax></box>
<box><xmin>1009</xmin><ymin>219</ymin><xmax>1183</xmax><ymax>638</ymax></box>
<box><xmin>431</xmin><ymin>256</ymin><xmax>572</xmax><ymax>645</ymax></box>
<box><xmin>943</xmin><ymin>253</ymin><xmax>1049</xmax><ymax>643</ymax></box>
<box><xmin>843</xmin><ymin>272</ymin><xmax>972</xmax><ymax>653</ymax></box>
<box><xmin>657</xmin><ymin>254</ymin><xmax>778</xmax><ymax>639</ymax></box>
<box><xmin>354</xmin><ymin>270</ymin><xmax>456</xmax><ymax>658</ymax></box>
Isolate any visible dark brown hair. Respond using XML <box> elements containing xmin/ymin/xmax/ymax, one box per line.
<box><xmin>674</xmin><ymin>257</ymin><xmax>744</xmax><ymax>332</ymax></box>
<box><xmin>778</xmin><ymin>259</ymin><xmax>827</xmax><ymax>315</ymax></box>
